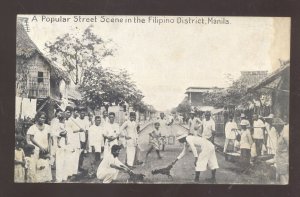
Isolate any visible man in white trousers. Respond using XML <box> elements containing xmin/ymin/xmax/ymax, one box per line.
<box><xmin>103</xmin><ymin>112</ymin><xmax>120</xmax><ymax>159</ymax></box>
<box><xmin>120</xmin><ymin>112</ymin><xmax>139</xmax><ymax>169</ymax></box>
<box><xmin>65</xmin><ymin>106</ymin><xmax>85</xmax><ymax>179</ymax></box>
<box><xmin>52</xmin><ymin>112</ymin><xmax>68</xmax><ymax>182</ymax></box>
<box><xmin>97</xmin><ymin>144</ymin><xmax>132</xmax><ymax>183</ymax></box>
<box><xmin>171</xmin><ymin>134</ymin><xmax>219</xmax><ymax>183</ymax></box>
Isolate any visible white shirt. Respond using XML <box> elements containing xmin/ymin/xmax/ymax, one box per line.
<box><xmin>103</xmin><ymin>122</ymin><xmax>120</xmax><ymax>146</ymax></box>
<box><xmin>27</xmin><ymin>124</ymin><xmax>50</xmax><ymax>150</ymax></box>
<box><xmin>177</xmin><ymin>136</ymin><xmax>214</xmax><ymax>159</ymax></box>
<box><xmin>253</xmin><ymin>119</ymin><xmax>265</xmax><ymax>139</ymax></box>
<box><xmin>202</xmin><ymin>119</ymin><xmax>215</xmax><ymax>139</ymax></box>
<box><xmin>188</xmin><ymin>117</ymin><xmax>202</xmax><ymax>136</ymax></box>
<box><xmin>225</xmin><ymin>121</ymin><xmax>238</xmax><ymax>139</ymax></box>
<box><xmin>97</xmin><ymin>153</ymin><xmax>123</xmax><ymax>175</ymax></box>
<box><xmin>88</xmin><ymin>124</ymin><xmax>104</xmax><ymax>152</ymax></box>
<box><xmin>121</xmin><ymin>120</ymin><xmax>138</xmax><ymax>140</ymax></box>
<box><xmin>65</xmin><ymin>118</ymin><xmax>81</xmax><ymax>149</ymax></box>
<box><xmin>240</xmin><ymin>129</ymin><xmax>253</xmax><ymax>149</ymax></box>
<box><xmin>77</xmin><ymin>117</ymin><xmax>89</xmax><ymax>142</ymax></box>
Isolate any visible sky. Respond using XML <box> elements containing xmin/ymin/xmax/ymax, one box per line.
<box><xmin>19</xmin><ymin>15</ymin><xmax>290</xmax><ymax>111</ymax></box>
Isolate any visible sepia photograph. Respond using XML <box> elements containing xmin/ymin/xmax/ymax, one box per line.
<box><xmin>15</xmin><ymin>15</ymin><xmax>290</xmax><ymax>184</ymax></box>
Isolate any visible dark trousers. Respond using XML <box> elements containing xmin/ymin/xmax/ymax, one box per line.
<box><xmin>240</xmin><ymin>148</ymin><xmax>251</xmax><ymax>171</ymax></box>
<box><xmin>78</xmin><ymin>141</ymin><xmax>87</xmax><ymax>169</ymax></box>
<box><xmin>254</xmin><ymin>139</ymin><xmax>263</xmax><ymax>156</ymax></box>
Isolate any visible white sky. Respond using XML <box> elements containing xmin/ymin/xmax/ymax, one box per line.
<box><xmin>19</xmin><ymin>15</ymin><xmax>290</xmax><ymax>111</ymax></box>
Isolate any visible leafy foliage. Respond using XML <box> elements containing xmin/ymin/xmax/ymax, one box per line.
<box><xmin>202</xmin><ymin>77</ymin><xmax>258</xmax><ymax>108</ymax></box>
<box><xmin>79</xmin><ymin>66</ymin><xmax>145</xmax><ymax>111</ymax></box>
<box><xmin>44</xmin><ymin>25</ymin><xmax>115</xmax><ymax>84</ymax></box>
<box><xmin>175</xmin><ymin>97</ymin><xmax>191</xmax><ymax>115</ymax></box>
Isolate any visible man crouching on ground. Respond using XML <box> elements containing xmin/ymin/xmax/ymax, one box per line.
<box><xmin>96</xmin><ymin>144</ymin><xmax>132</xmax><ymax>183</ymax></box>
<box><xmin>171</xmin><ymin>134</ymin><xmax>219</xmax><ymax>183</ymax></box>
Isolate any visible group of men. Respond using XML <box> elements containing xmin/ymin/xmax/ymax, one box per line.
<box><xmin>187</xmin><ymin>111</ymin><xmax>216</xmax><ymax>143</ymax></box>
<box><xmin>50</xmin><ymin>106</ymin><xmax>142</xmax><ymax>183</ymax></box>
<box><xmin>223</xmin><ymin>113</ymin><xmax>281</xmax><ymax>157</ymax></box>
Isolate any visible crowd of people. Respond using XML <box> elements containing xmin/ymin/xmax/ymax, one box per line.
<box><xmin>183</xmin><ymin>110</ymin><xmax>289</xmax><ymax>184</ymax></box>
<box><xmin>14</xmin><ymin>106</ymin><xmax>146</xmax><ymax>183</ymax></box>
<box><xmin>14</xmin><ymin>106</ymin><xmax>289</xmax><ymax>184</ymax></box>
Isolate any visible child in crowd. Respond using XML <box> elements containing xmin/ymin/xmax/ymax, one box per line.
<box><xmin>15</xmin><ymin>136</ymin><xmax>26</xmax><ymax>182</ymax></box>
<box><xmin>144</xmin><ymin>121</ymin><xmax>163</xmax><ymax>163</ymax></box>
<box><xmin>36</xmin><ymin>152</ymin><xmax>52</xmax><ymax>182</ymax></box>
<box><xmin>24</xmin><ymin>144</ymin><xmax>37</xmax><ymax>183</ymax></box>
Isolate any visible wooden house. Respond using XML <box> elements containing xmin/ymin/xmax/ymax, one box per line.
<box><xmin>248</xmin><ymin>62</ymin><xmax>290</xmax><ymax>119</ymax></box>
<box><xmin>16</xmin><ymin>19</ymin><xmax>70</xmax><ymax>121</ymax></box>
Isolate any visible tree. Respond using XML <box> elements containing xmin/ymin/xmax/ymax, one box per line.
<box><xmin>202</xmin><ymin>76</ymin><xmax>256</xmax><ymax>108</ymax></box>
<box><xmin>79</xmin><ymin>66</ymin><xmax>145</xmax><ymax>111</ymax></box>
<box><xmin>175</xmin><ymin>97</ymin><xmax>191</xmax><ymax>115</ymax></box>
<box><xmin>45</xmin><ymin>25</ymin><xmax>115</xmax><ymax>85</ymax></box>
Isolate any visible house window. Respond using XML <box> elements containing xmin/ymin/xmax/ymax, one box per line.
<box><xmin>38</xmin><ymin>72</ymin><xmax>44</xmax><ymax>83</ymax></box>
<box><xmin>28</xmin><ymin>71</ymin><xmax>49</xmax><ymax>98</ymax></box>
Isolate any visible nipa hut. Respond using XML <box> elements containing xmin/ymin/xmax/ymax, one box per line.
<box><xmin>16</xmin><ymin>19</ymin><xmax>71</xmax><ymax>121</ymax></box>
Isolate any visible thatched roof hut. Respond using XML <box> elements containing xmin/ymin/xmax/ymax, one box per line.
<box><xmin>16</xmin><ymin>20</ymin><xmax>70</xmax><ymax>84</ymax></box>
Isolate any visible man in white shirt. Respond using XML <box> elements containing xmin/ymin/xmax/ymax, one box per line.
<box><xmin>223</xmin><ymin>115</ymin><xmax>238</xmax><ymax>153</ymax></box>
<box><xmin>64</xmin><ymin>106</ymin><xmax>85</xmax><ymax>178</ymax></box>
<box><xmin>96</xmin><ymin>144</ymin><xmax>132</xmax><ymax>183</ymax></box>
<box><xmin>188</xmin><ymin>111</ymin><xmax>202</xmax><ymax>136</ymax></box>
<box><xmin>103</xmin><ymin>112</ymin><xmax>120</xmax><ymax>159</ymax></box>
<box><xmin>120</xmin><ymin>112</ymin><xmax>139</xmax><ymax>168</ymax></box>
<box><xmin>102</xmin><ymin>110</ymin><xmax>109</xmax><ymax>123</ymax></box>
<box><xmin>202</xmin><ymin>111</ymin><xmax>216</xmax><ymax>143</ymax></box>
<box><xmin>85</xmin><ymin>115</ymin><xmax>104</xmax><ymax>176</ymax></box>
<box><xmin>252</xmin><ymin>114</ymin><xmax>265</xmax><ymax>157</ymax></box>
<box><xmin>171</xmin><ymin>134</ymin><xmax>219</xmax><ymax>183</ymax></box>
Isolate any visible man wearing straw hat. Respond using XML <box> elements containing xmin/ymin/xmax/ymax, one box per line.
<box><xmin>171</xmin><ymin>134</ymin><xmax>219</xmax><ymax>183</ymax></box>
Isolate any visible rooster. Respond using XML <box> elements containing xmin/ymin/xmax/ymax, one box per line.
<box><xmin>151</xmin><ymin>164</ymin><xmax>173</xmax><ymax>179</ymax></box>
